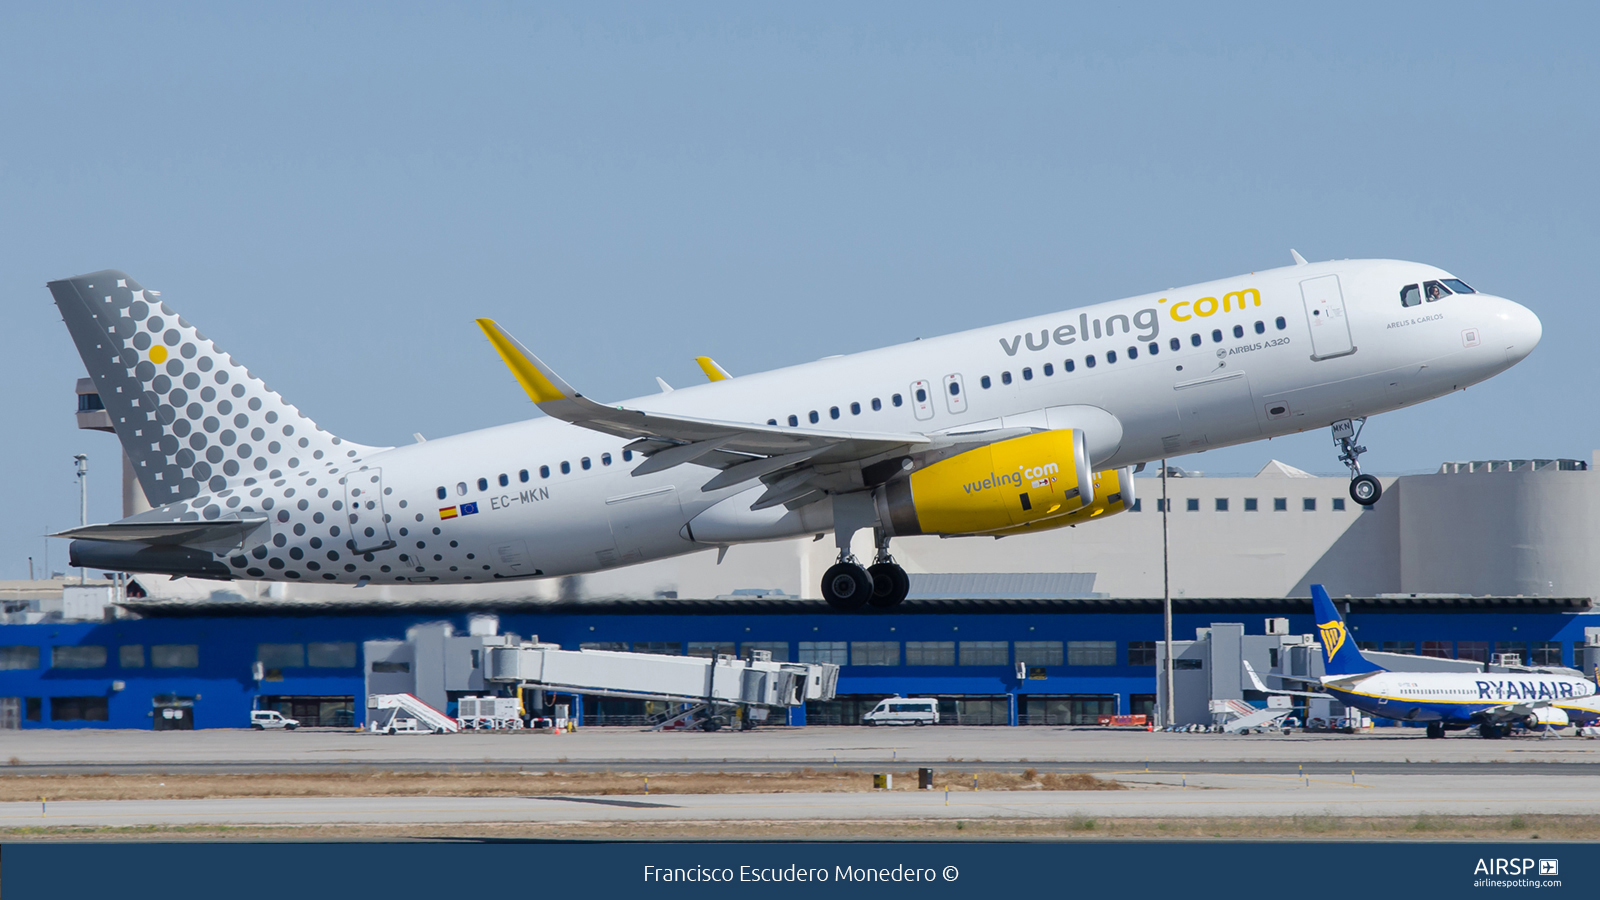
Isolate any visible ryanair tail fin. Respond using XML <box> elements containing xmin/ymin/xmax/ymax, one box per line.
<box><xmin>48</xmin><ymin>270</ymin><xmax>379</xmax><ymax>508</ymax></box>
<box><xmin>1311</xmin><ymin>584</ymin><xmax>1383</xmax><ymax>676</ymax></box>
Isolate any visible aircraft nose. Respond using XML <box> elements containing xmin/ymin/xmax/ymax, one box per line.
<box><xmin>1498</xmin><ymin>297</ymin><xmax>1542</xmax><ymax>364</ymax></box>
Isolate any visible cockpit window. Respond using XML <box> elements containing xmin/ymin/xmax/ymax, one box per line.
<box><xmin>1441</xmin><ymin>278</ymin><xmax>1475</xmax><ymax>294</ymax></box>
<box><xmin>1400</xmin><ymin>284</ymin><xmax>1421</xmax><ymax>308</ymax></box>
<box><xmin>1423</xmin><ymin>280</ymin><xmax>1450</xmax><ymax>302</ymax></box>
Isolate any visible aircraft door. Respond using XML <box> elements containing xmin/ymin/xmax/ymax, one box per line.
<box><xmin>1301</xmin><ymin>274</ymin><xmax>1355</xmax><ymax>359</ymax></box>
<box><xmin>910</xmin><ymin>380</ymin><xmax>935</xmax><ymax>421</ymax></box>
<box><xmin>942</xmin><ymin>374</ymin><xmax>967</xmax><ymax>415</ymax></box>
<box><xmin>344</xmin><ymin>467</ymin><xmax>396</xmax><ymax>553</ymax></box>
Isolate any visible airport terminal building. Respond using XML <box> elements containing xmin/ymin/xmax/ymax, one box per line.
<box><xmin>3</xmin><ymin>452</ymin><xmax>1598</xmax><ymax>730</ymax></box>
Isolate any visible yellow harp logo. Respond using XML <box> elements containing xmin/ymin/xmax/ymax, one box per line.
<box><xmin>1318</xmin><ymin>620</ymin><xmax>1347</xmax><ymax>660</ymax></box>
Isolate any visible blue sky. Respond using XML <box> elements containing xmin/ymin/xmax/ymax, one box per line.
<box><xmin>2</xmin><ymin>4</ymin><xmax>1595</xmax><ymax>577</ymax></box>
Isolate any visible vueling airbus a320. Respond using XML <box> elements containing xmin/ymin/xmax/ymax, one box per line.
<box><xmin>50</xmin><ymin>254</ymin><xmax>1540</xmax><ymax>609</ymax></box>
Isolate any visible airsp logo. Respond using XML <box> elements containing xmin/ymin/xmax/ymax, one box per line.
<box><xmin>1473</xmin><ymin>859</ymin><xmax>1555</xmax><ymax>876</ymax></box>
<box><xmin>1317</xmin><ymin>620</ymin><xmax>1347</xmax><ymax>659</ymax></box>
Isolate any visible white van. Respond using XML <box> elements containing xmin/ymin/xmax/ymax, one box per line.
<box><xmin>249</xmin><ymin>709</ymin><xmax>299</xmax><ymax>730</ymax></box>
<box><xmin>863</xmin><ymin>697</ymin><xmax>938</xmax><ymax>726</ymax></box>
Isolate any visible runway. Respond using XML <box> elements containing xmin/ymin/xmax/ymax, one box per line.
<box><xmin>6</xmin><ymin>772</ymin><xmax>1600</xmax><ymax>828</ymax></box>
<box><xmin>5</xmin><ymin>726</ymin><xmax>1598</xmax><ymax>776</ymax></box>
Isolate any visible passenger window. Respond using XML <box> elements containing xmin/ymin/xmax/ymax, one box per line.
<box><xmin>1169</xmin><ymin>338</ymin><xmax>1180</xmax><ymax>351</ymax></box>
<box><xmin>892</xmin><ymin>394</ymin><xmax>903</xmax><ymax>407</ymax></box>
<box><xmin>808</xmin><ymin>411</ymin><xmax>819</xmax><ymax>423</ymax></box>
<box><xmin>850</xmin><ymin>401</ymin><xmax>861</xmax><ymax>415</ymax></box>
<box><xmin>560</xmin><ymin>461</ymin><xmax>571</xmax><ymax>475</ymax></box>
<box><xmin>1149</xmin><ymin>342</ymin><xmax>1160</xmax><ymax>355</ymax></box>
<box><xmin>540</xmin><ymin>465</ymin><xmax>550</xmax><ymax>479</ymax></box>
<box><xmin>1043</xmin><ymin>363</ymin><xmax>1053</xmax><ymax>376</ymax></box>
<box><xmin>1400</xmin><ymin>284</ymin><xmax>1421</xmax><ymax>308</ymax></box>
<box><xmin>601</xmin><ymin>453</ymin><xmax>611</xmax><ymax>466</ymax></box>
<box><xmin>949</xmin><ymin>381</ymin><xmax>960</xmax><ymax>395</ymax></box>
<box><xmin>980</xmin><ymin>376</ymin><xmax>992</xmax><ymax>389</ymax></box>
<box><xmin>1275</xmin><ymin>316</ymin><xmax>1287</xmax><ymax>330</ymax></box>
<box><xmin>1085</xmin><ymin>354</ymin><xmax>1096</xmax><ymax>368</ymax></box>
<box><xmin>915</xmin><ymin>387</ymin><xmax>927</xmax><ymax>402</ymax></box>
<box><xmin>1423</xmin><ymin>280</ymin><xmax>1450</xmax><ymax>302</ymax></box>
<box><xmin>1105</xmin><ymin>351</ymin><xmax>1116</xmax><ymax>364</ymax></box>
<box><xmin>1232</xmin><ymin>325</ymin><xmax>1244</xmax><ymax>338</ymax></box>
<box><xmin>477</xmin><ymin>477</ymin><xmax>488</xmax><ymax>491</ymax></box>
<box><xmin>829</xmin><ymin>406</ymin><xmax>840</xmax><ymax>419</ymax></box>
<box><xmin>767</xmin><ymin>419</ymin><xmax>777</xmax><ymax>425</ymax></box>
<box><xmin>519</xmin><ymin>469</ymin><xmax>529</xmax><ymax>482</ymax></box>
<box><xmin>871</xmin><ymin>398</ymin><xmax>882</xmax><ymax>411</ymax></box>
<box><xmin>788</xmin><ymin>415</ymin><xmax>799</xmax><ymax>427</ymax></box>
<box><xmin>1064</xmin><ymin>359</ymin><xmax>1075</xmax><ymax>372</ymax></box>
<box><xmin>1254</xmin><ymin>321</ymin><xmax>1265</xmax><ymax>334</ymax></box>
<box><xmin>1001</xmin><ymin>372</ymin><xmax>1012</xmax><ymax>385</ymax></box>
<box><xmin>1127</xmin><ymin>345</ymin><xmax>1138</xmax><ymax>360</ymax></box>
<box><xmin>623</xmin><ymin>450</ymin><xmax>633</xmax><ymax>462</ymax></box>
<box><xmin>456</xmin><ymin>482</ymin><xmax>467</xmax><ymax>496</ymax></box>
<box><xmin>581</xmin><ymin>457</ymin><xmax>591</xmax><ymax>470</ymax></box>
<box><xmin>1211</xmin><ymin>329</ymin><xmax>1223</xmax><ymax>343</ymax></box>
<box><xmin>1190</xmin><ymin>333</ymin><xmax>1202</xmax><ymax>347</ymax></box>
<box><xmin>1021</xmin><ymin>367</ymin><xmax>1032</xmax><ymax>381</ymax></box>
<box><xmin>498</xmin><ymin>474</ymin><xmax>509</xmax><ymax>487</ymax></box>
<box><xmin>1442</xmin><ymin>278</ymin><xmax>1475</xmax><ymax>294</ymax></box>
<box><xmin>436</xmin><ymin>486</ymin><xmax>447</xmax><ymax>500</ymax></box>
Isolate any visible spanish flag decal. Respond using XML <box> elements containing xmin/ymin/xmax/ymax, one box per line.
<box><xmin>439</xmin><ymin>506</ymin><xmax>458</xmax><ymax>520</ymax></box>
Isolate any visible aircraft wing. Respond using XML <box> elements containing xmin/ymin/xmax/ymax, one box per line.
<box><xmin>477</xmin><ymin>319</ymin><xmax>933</xmax><ymax>506</ymax></box>
<box><xmin>1474</xmin><ymin>700</ymin><xmax>1551</xmax><ymax>724</ymax></box>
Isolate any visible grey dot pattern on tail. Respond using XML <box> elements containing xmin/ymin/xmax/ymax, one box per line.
<box><xmin>48</xmin><ymin>270</ymin><xmax>383</xmax><ymax>508</ymax></box>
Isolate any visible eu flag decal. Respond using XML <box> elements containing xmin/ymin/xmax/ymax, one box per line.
<box><xmin>438</xmin><ymin>506</ymin><xmax>458</xmax><ymax>520</ymax></box>
<box><xmin>460</xmin><ymin>502</ymin><xmax>479</xmax><ymax>516</ymax></box>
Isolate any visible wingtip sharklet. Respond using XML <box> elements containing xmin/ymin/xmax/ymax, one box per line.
<box><xmin>475</xmin><ymin>318</ymin><xmax>576</xmax><ymax>405</ymax></box>
<box><xmin>695</xmin><ymin>356</ymin><xmax>732</xmax><ymax>382</ymax></box>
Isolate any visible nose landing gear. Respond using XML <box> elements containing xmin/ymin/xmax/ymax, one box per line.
<box><xmin>1333</xmin><ymin>418</ymin><xmax>1383</xmax><ymax>507</ymax></box>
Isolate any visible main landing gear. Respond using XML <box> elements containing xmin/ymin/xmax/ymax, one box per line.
<box><xmin>1333</xmin><ymin>418</ymin><xmax>1383</xmax><ymax>507</ymax></box>
<box><xmin>821</xmin><ymin>528</ymin><xmax>910</xmax><ymax>611</ymax></box>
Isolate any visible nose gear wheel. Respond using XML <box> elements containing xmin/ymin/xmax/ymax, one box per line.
<box><xmin>1332</xmin><ymin>417</ymin><xmax>1383</xmax><ymax>506</ymax></box>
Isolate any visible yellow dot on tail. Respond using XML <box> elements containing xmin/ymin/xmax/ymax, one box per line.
<box><xmin>149</xmin><ymin>345</ymin><xmax>167</xmax><ymax>364</ymax></box>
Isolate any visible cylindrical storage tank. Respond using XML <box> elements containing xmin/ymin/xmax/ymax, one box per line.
<box><xmin>1397</xmin><ymin>466</ymin><xmax>1597</xmax><ymax>597</ymax></box>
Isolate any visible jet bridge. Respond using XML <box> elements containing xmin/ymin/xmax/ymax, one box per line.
<box><xmin>486</xmin><ymin>643</ymin><xmax>838</xmax><ymax>709</ymax></box>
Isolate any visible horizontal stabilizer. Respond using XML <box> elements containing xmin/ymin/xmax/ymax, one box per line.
<box><xmin>1243</xmin><ymin>660</ymin><xmax>1328</xmax><ymax>697</ymax></box>
<box><xmin>52</xmin><ymin>517</ymin><xmax>269</xmax><ymax>548</ymax></box>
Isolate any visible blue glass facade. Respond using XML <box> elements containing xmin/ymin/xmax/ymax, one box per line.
<box><xmin>1</xmin><ymin>598</ymin><xmax>1592</xmax><ymax>729</ymax></box>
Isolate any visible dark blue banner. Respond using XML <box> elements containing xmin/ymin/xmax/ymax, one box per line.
<box><xmin>3</xmin><ymin>842</ymin><xmax>1590</xmax><ymax>898</ymax></box>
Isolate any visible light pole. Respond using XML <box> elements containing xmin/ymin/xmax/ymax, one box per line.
<box><xmin>74</xmin><ymin>454</ymin><xmax>88</xmax><ymax>584</ymax></box>
<box><xmin>1161</xmin><ymin>458</ymin><xmax>1174</xmax><ymax>726</ymax></box>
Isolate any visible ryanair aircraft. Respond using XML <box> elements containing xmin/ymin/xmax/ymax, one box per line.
<box><xmin>49</xmin><ymin>255</ymin><xmax>1540</xmax><ymax>609</ymax></box>
<box><xmin>1259</xmin><ymin>586</ymin><xmax>1600</xmax><ymax>739</ymax></box>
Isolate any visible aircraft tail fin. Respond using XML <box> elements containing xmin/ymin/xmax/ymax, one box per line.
<box><xmin>48</xmin><ymin>270</ymin><xmax>379</xmax><ymax>508</ymax></box>
<box><xmin>1311</xmin><ymin>584</ymin><xmax>1383</xmax><ymax>676</ymax></box>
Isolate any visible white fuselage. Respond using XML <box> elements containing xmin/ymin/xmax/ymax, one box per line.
<box><xmin>218</xmin><ymin>257</ymin><xmax>1539</xmax><ymax>585</ymax></box>
<box><xmin>1324</xmin><ymin>671</ymin><xmax>1600</xmax><ymax>727</ymax></box>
